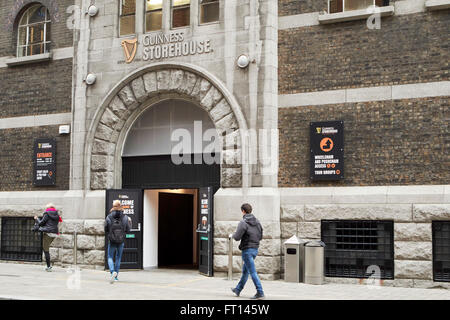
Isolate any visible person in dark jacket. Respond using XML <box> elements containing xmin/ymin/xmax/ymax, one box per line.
<box><xmin>34</xmin><ymin>203</ymin><xmax>62</xmax><ymax>272</ymax></box>
<box><xmin>231</xmin><ymin>203</ymin><xmax>265</xmax><ymax>300</ymax></box>
<box><xmin>105</xmin><ymin>200</ymin><xmax>131</xmax><ymax>284</ymax></box>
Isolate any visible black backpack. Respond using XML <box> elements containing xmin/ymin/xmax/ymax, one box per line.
<box><xmin>109</xmin><ymin>217</ymin><xmax>125</xmax><ymax>244</ymax></box>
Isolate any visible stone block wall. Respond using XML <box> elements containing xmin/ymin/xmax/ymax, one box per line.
<box><xmin>213</xmin><ymin>220</ymin><xmax>282</xmax><ymax>281</ymax></box>
<box><xmin>48</xmin><ymin>219</ymin><xmax>105</xmax><ymax>270</ymax></box>
<box><xmin>279</xmin><ymin>195</ymin><xmax>450</xmax><ymax>289</ymax></box>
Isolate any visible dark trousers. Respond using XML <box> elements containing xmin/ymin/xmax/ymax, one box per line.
<box><xmin>42</xmin><ymin>233</ymin><xmax>55</xmax><ymax>267</ymax></box>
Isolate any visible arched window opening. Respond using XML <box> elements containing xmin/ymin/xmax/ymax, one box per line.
<box><xmin>17</xmin><ymin>4</ymin><xmax>51</xmax><ymax>57</ymax></box>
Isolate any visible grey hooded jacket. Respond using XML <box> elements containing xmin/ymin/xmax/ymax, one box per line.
<box><xmin>37</xmin><ymin>210</ymin><xmax>60</xmax><ymax>234</ymax></box>
<box><xmin>37</xmin><ymin>210</ymin><xmax>59</xmax><ymax>234</ymax></box>
<box><xmin>232</xmin><ymin>213</ymin><xmax>263</xmax><ymax>251</ymax></box>
<box><xmin>105</xmin><ymin>210</ymin><xmax>131</xmax><ymax>235</ymax></box>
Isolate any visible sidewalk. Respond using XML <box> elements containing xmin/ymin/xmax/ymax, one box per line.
<box><xmin>0</xmin><ymin>262</ymin><xmax>449</xmax><ymax>300</ymax></box>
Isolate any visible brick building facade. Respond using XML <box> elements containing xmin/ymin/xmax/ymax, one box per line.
<box><xmin>0</xmin><ymin>0</ymin><xmax>449</xmax><ymax>289</ymax></box>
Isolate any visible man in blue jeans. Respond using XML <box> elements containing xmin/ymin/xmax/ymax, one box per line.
<box><xmin>231</xmin><ymin>203</ymin><xmax>265</xmax><ymax>299</ymax></box>
<box><xmin>105</xmin><ymin>200</ymin><xmax>131</xmax><ymax>284</ymax></box>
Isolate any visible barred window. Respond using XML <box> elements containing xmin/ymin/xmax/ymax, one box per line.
<box><xmin>172</xmin><ymin>0</ymin><xmax>190</xmax><ymax>28</ymax></box>
<box><xmin>321</xmin><ymin>220</ymin><xmax>394</xmax><ymax>279</ymax></box>
<box><xmin>433</xmin><ymin>221</ymin><xmax>450</xmax><ymax>282</ymax></box>
<box><xmin>200</xmin><ymin>0</ymin><xmax>219</xmax><ymax>24</ymax></box>
<box><xmin>146</xmin><ymin>0</ymin><xmax>163</xmax><ymax>32</ymax></box>
<box><xmin>17</xmin><ymin>4</ymin><xmax>51</xmax><ymax>57</ymax></box>
<box><xmin>120</xmin><ymin>0</ymin><xmax>136</xmax><ymax>36</ymax></box>
<box><xmin>328</xmin><ymin>0</ymin><xmax>389</xmax><ymax>13</ymax></box>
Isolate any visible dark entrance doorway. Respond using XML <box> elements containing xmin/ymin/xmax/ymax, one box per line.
<box><xmin>158</xmin><ymin>192</ymin><xmax>194</xmax><ymax>268</ymax></box>
<box><xmin>118</xmin><ymin>99</ymin><xmax>222</xmax><ymax>276</ymax></box>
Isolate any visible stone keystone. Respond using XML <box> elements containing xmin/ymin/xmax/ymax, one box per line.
<box><xmin>157</xmin><ymin>70</ymin><xmax>171</xmax><ymax>91</ymax></box>
<box><xmin>143</xmin><ymin>72</ymin><xmax>157</xmax><ymax>94</ymax></box>
<box><xmin>169</xmin><ymin>70</ymin><xmax>184</xmax><ymax>90</ymax></box>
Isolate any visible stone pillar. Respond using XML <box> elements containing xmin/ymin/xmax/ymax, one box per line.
<box><xmin>213</xmin><ymin>188</ymin><xmax>281</xmax><ymax>280</ymax></box>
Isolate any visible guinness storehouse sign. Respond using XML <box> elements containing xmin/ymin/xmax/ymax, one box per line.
<box><xmin>121</xmin><ymin>31</ymin><xmax>212</xmax><ymax>63</ymax></box>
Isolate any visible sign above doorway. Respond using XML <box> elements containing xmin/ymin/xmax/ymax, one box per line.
<box><xmin>121</xmin><ymin>31</ymin><xmax>213</xmax><ymax>64</ymax></box>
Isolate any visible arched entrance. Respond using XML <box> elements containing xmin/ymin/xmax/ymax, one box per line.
<box><xmin>86</xmin><ymin>64</ymin><xmax>248</xmax><ymax>274</ymax></box>
<box><xmin>87</xmin><ymin>64</ymin><xmax>248</xmax><ymax>191</ymax></box>
<box><xmin>122</xmin><ymin>99</ymin><xmax>220</xmax><ymax>270</ymax></box>
<box><xmin>121</xmin><ymin>98</ymin><xmax>220</xmax><ymax>190</ymax></box>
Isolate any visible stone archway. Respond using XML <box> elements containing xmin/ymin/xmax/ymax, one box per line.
<box><xmin>88</xmin><ymin>65</ymin><xmax>247</xmax><ymax>190</ymax></box>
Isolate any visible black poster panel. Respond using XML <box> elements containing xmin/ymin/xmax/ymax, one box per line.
<box><xmin>33</xmin><ymin>138</ymin><xmax>56</xmax><ymax>186</ymax></box>
<box><xmin>105</xmin><ymin>189</ymin><xmax>143</xmax><ymax>269</ymax></box>
<box><xmin>197</xmin><ymin>186</ymin><xmax>214</xmax><ymax>277</ymax></box>
<box><xmin>310</xmin><ymin>121</ymin><xmax>344</xmax><ymax>181</ymax></box>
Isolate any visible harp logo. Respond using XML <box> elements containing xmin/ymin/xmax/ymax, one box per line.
<box><xmin>121</xmin><ymin>38</ymin><xmax>138</xmax><ymax>63</ymax></box>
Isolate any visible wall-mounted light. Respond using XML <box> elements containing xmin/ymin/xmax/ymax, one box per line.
<box><xmin>85</xmin><ymin>73</ymin><xmax>97</xmax><ymax>85</ymax></box>
<box><xmin>59</xmin><ymin>125</ymin><xmax>70</xmax><ymax>135</ymax></box>
<box><xmin>87</xmin><ymin>5</ymin><xmax>99</xmax><ymax>17</ymax></box>
<box><xmin>237</xmin><ymin>54</ymin><xmax>250</xmax><ymax>69</ymax></box>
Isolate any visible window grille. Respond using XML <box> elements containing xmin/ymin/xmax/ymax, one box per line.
<box><xmin>1</xmin><ymin>217</ymin><xmax>42</xmax><ymax>262</ymax></box>
<box><xmin>321</xmin><ymin>220</ymin><xmax>394</xmax><ymax>279</ymax></box>
<box><xmin>433</xmin><ymin>221</ymin><xmax>450</xmax><ymax>282</ymax></box>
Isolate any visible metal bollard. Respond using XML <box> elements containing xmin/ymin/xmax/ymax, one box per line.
<box><xmin>228</xmin><ymin>234</ymin><xmax>233</xmax><ymax>280</ymax></box>
<box><xmin>73</xmin><ymin>231</ymin><xmax>77</xmax><ymax>265</ymax></box>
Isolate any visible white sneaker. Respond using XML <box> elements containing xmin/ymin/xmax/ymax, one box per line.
<box><xmin>110</xmin><ymin>272</ymin><xmax>117</xmax><ymax>284</ymax></box>
<box><xmin>45</xmin><ymin>266</ymin><xmax>52</xmax><ymax>272</ymax></box>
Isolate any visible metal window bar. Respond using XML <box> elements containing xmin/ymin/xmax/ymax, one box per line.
<box><xmin>0</xmin><ymin>217</ymin><xmax>43</xmax><ymax>262</ymax></box>
<box><xmin>228</xmin><ymin>234</ymin><xmax>233</xmax><ymax>280</ymax></box>
<box><xmin>321</xmin><ymin>220</ymin><xmax>394</xmax><ymax>279</ymax></box>
<box><xmin>433</xmin><ymin>221</ymin><xmax>450</xmax><ymax>282</ymax></box>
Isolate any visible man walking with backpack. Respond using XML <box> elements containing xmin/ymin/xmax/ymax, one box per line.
<box><xmin>231</xmin><ymin>203</ymin><xmax>265</xmax><ymax>300</ymax></box>
<box><xmin>105</xmin><ymin>200</ymin><xmax>130</xmax><ymax>284</ymax></box>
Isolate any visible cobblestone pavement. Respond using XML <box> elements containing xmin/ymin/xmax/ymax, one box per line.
<box><xmin>0</xmin><ymin>263</ymin><xmax>449</xmax><ymax>300</ymax></box>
